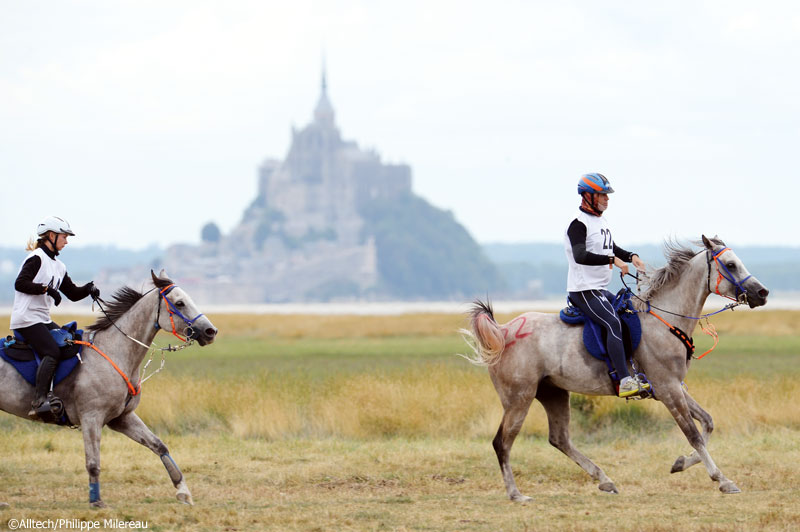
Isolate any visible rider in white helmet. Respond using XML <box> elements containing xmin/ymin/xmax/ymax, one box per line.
<box><xmin>10</xmin><ymin>216</ymin><xmax>101</xmax><ymax>420</ymax></box>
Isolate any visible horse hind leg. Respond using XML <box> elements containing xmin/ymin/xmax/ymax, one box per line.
<box><xmin>108</xmin><ymin>412</ymin><xmax>193</xmax><ymax>505</ymax></box>
<box><xmin>493</xmin><ymin>391</ymin><xmax>536</xmax><ymax>502</ymax></box>
<box><xmin>536</xmin><ymin>384</ymin><xmax>618</xmax><ymax>494</ymax></box>
<box><xmin>671</xmin><ymin>390</ymin><xmax>713</xmax><ymax>474</ymax></box>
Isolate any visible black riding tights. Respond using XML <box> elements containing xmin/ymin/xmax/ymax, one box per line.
<box><xmin>14</xmin><ymin>321</ymin><xmax>62</xmax><ymax>400</ymax></box>
<box><xmin>568</xmin><ymin>289</ymin><xmax>630</xmax><ymax>380</ymax></box>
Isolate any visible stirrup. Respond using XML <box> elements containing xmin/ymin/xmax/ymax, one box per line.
<box><xmin>28</xmin><ymin>393</ymin><xmax>64</xmax><ymax>422</ymax></box>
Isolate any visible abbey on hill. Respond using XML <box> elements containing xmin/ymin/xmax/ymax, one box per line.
<box><xmin>161</xmin><ymin>71</ymin><xmax>502</xmax><ymax>303</ymax></box>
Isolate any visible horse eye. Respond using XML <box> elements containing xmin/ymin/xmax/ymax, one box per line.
<box><xmin>175</xmin><ymin>300</ymin><xmax>185</xmax><ymax>308</ymax></box>
<box><xmin>726</xmin><ymin>262</ymin><xmax>736</xmax><ymax>270</ymax></box>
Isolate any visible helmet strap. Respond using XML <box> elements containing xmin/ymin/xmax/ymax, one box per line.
<box><xmin>580</xmin><ymin>193</ymin><xmax>602</xmax><ymax>216</ymax></box>
<box><xmin>46</xmin><ymin>233</ymin><xmax>60</xmax><ymax>256</ymax></box>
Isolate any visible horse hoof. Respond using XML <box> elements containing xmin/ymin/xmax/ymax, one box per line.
<box><xmin>510</xmin><ymin>494</ymin><xmax>532</xmax><ymax>503</ymax></box>
<box><xmin>720</xmin><ymin>481</ymin><xmax>741</xmax><ymax>494</ymax></box>
<box><xmin>177</xmin><ymin>491</ymin><xmax>194</xmax><ymax>506</ymax></box>
<box><xmin>599</xmin><ymin>482</ymin><xmax>619</xmax><ymax>494</ymax></box>
<box><xmin>0</xmin><ymin>502</ymin><xmax>9</xmax><ymax>509</ymax></box>
<box><xmin>671</xmin><ymin>456</ymin><xmax>686</xmax><ymax>473</ymax></box>
<box><xmin>90</xmin><ymin>500</ymin><xmax>107</xmax><ymax>509</ymax></box>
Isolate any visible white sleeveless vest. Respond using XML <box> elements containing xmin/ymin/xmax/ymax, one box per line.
<box><xmin>564</xmin><ymin>210</ymin><xmax>615</xmax><ymax>292</ymax></box>
<box><xmin>10</xmin><ymin>247</ymin><xmax>67</xmax><ymax>329</ymax></box>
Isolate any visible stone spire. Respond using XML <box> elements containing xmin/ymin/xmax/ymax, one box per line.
<box><xmin>313</xmin><ymin>63</ymin><xmax>335</xmax><ymax>126</ymax></box>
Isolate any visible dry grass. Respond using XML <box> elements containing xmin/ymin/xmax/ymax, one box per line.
<box><xmin>1</xmin><ymin>430</ymin><xmax>799</xmax><ymax>531</ymax></box>
<box><xmin>1</xmin><ymin>309</ymin><xmax>800</xmax><ymax>531</ymax></box>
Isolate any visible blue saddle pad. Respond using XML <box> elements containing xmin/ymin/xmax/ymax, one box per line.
<box><xmin>559</xmin><ymin>290</ymin><xmax>642</xmax><ymax>361</ymax></box>
<box><xmin>0</xmin><ymin>322</ymin><xmax>83</xmax><ymax>387</ymax></box>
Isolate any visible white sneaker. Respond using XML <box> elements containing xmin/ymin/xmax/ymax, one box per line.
<box><xmin>619</xmin><ymin>376</ymin><xmax>650</xmax><ymax>398</ymax></box>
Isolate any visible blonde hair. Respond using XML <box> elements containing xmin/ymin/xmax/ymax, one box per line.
<box><xmin>25</xmin><ymin>233</ymin><xmax>48</xmax><ymax>251</ymax></box>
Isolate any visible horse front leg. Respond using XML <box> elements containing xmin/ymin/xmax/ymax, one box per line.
<box><xmin>670</xmin><ymin>389</ymin><xmax>713</xmax><ymax>474</ymax></box>
<box><xmin>81</xmin><ymin>417</ymin><xmax>106</xmax><ymax>508</ymax></box>
<box><xmin>660</xmin><ymin>383</ymin><xmax>739</xmax><ymax>493</ymax></box>
<box><xmin>536</xmin><ymin>384</ymin><xmax>618</xmax><ymax>494</ymax></box>
<box><xmin>108</xmin><ymin>412</ymin><xmax>193</xmax><ymax>505</ymax></box>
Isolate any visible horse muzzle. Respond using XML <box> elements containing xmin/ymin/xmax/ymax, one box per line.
<box><xmin>743</xmin><ymin>279</ymin><xmax>769</xmax><ymax>308</ymax></box>
<box><xmin>187</xmin><ymin>321</ymin><xmax>218</xmax><ymax>346</ymax></box>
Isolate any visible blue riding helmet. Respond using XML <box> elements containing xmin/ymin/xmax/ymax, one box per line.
<box><xmin>577</xmin><ymin>173</ymin><xmax>614</xmax><ymax>195</ymax></box>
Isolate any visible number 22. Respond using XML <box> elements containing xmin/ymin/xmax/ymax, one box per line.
<box><xmin>600</xmin><ymin>228</ymin><xmax>613</xmax><ymax>250</ymax></box>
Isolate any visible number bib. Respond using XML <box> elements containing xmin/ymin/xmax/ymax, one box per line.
<box><xmin>564</xmin><ymin>210</ymin><xmax>615</xmax><ymax>291</ymax></box>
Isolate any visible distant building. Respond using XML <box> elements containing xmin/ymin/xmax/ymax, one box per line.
<box><xmin>161</xmin><ymin>69</ymin><xmax>414</xmax><ymax>303</ymax></box>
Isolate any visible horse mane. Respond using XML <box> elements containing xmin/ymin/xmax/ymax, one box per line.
<box><xmin>87</xmin><ymin>274</ymin><xmax>175</xmax><ymax>332</ymax></box>
<box><xmin>635</xmin><ymin>237</ymin><xmax>725</xmax><ymax>307</ymax></box>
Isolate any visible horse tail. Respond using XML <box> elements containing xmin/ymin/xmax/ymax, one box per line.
<box><xmin>459</xmin><ymin>299</ymin><xmax>506</xmax><ymax>366</ymax></box>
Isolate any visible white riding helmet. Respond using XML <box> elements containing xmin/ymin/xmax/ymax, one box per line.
<box><xmin>37</xmin><ymin>216</ymin><xmax>75</xmax><ymax>237</ymax></box>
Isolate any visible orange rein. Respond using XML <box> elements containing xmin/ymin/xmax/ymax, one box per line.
<box><xmin>647</xmin><ymin>310</ymin><xmax>719</xmax><ymax>359</ymax></box>
<box><xmin>74</xmin><ymin>340</ymin><xmax>140</xmax><ymax>396</ymax></box>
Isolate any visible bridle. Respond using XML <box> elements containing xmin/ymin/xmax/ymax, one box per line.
<box><xmin>707</xmin><ymin>247</ymin><xmax>751</xmax><ymax>305</ymax></box>
<box><xmin>155</xmin><ymin>284</ymin><xmax>206</xmax><ymax>343</ymax></box>
<box><xmin>77</xmin><ymin>283</ymin><xmax>205</xmax><ymax>397</ymax></box>
<box><xmin>619</xmin><ymin>245</ymin><xmax>753</xmax><ymax>360</ymax></box>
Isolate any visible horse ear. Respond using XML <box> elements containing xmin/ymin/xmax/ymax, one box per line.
<box><xmin>151</xmin><ymin>269</ymin><xmax>158</xmax><ymax>283</ymax></box>
<box><xmin>158</xmin><ymin>269</ymin><xmax>168</xmax><ymax>279</ymax></box>
<box><xmin>701</xmin><ymin>235</ymin><xmax>714</xmax><ymax>249</ymax></box>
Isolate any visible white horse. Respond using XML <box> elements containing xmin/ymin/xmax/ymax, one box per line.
<box><xmin>0</xmin><ymin>271</ymin><xmax>218</xmax><ymax>507</ymax></box>
<box><xmin>463</xmin><ymin>236</ymin><xmax>769</xmax><ymax>500</ymax></box>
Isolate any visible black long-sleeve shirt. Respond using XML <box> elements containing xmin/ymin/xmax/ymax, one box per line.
<box><xmin>566</xmin><ymin>219</ymin><xmax>635</xmax><ymax>266</ymax></box>
<box><xmin>14</xmin><ymin>246</ymin><xmax>92</xmax><ymax>301</ymax></box>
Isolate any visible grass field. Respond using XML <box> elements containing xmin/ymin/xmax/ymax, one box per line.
<box><xmin>1</xmin><ymin>309</ymin><xmax>800</xmax><ymax>531</ymax></box>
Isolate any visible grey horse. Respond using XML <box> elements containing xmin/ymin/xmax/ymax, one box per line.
<box><xmin>462</xmin><ymin>236</ymin><xmax>769</xmax><ymax>501</ymax></box>
<box><xmin>0</xmin><ymin>271</ymin><xmax>217</xmax><ymax>508</ymax></box>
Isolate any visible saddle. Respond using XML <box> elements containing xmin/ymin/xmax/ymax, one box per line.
<box><xmin>1</xmin><ymin>322</ymin><xmax>84</xmax><ymax>425</ymax></box>
<box><xmin>560</xmin><ymin>289</ymin><xmax>642</xmax><ymax>362</ymax></box>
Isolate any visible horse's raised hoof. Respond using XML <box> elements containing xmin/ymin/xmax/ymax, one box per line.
<box><xmin>510</xmin><ymin>494</ymin><xmax>532</xmax><ymax>503</ymax></box>
<box><xmin>670</xmin><ymin>456</ymin><xmax>687</xmax><ymax>473</ymax></box>
<box><xmin>599</xmin><ymin>482</ymin><xmax>619</xmax><ymax>494</ymax></box>
<box><xmin>719</xmin><ymin>481</ymin><xmax>741</xmax><ymax>494</ymax></box>
<box><xmin>177</xmin><ymin>491</ymin><xmax>194</xmax><ymax>506</ymax></box>
<box><xmin>90</xmin><ymin>500</ymin><xmax>107</xmax><ymax>509</ymax></box>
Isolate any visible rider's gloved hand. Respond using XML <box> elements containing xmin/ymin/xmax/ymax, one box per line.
<box><xmin>46</xmin><ymin>286</ymin><xmax>62</xmax><ymax>306</ymax></box>
<box><xmin>87</xmin><ymin>281</ymin><xmax>100</xmax><ymax>300</ymax></box>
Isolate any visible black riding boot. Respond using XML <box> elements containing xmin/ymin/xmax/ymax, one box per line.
<box><xmin>28</xmin><ymin>356</ymin><xmax>63</xmax><ymax>419</ymax></box>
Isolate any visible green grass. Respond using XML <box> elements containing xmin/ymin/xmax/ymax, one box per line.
<box><xmin>166</xmin><ymin>335</ymin><xmax>470</xmax><ymax>379</ymax></box>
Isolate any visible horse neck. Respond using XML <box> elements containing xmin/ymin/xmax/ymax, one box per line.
<box><xmin>92</xmin><ymin>291</ymin><xmax>160</xmax><ymax>375</ymax></box>
<box><xmin>647</xmin><ymin>254</ymin><xmax>711</xmax><ymax>334</ymax></box>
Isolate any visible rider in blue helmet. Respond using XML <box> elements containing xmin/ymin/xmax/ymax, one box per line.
<box><xmin>10</xmin><ymin>216</ymin><xmax>101</xmax><ymax>421</ymax></box>
<box><xmin>565</xmin><ymin>174</ymin><xmax>650</xmax><ymax>398</ymax></box>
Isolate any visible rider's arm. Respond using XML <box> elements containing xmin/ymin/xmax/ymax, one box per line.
<box><xmin>14</xmin><ymin>255</ymin><xmax>47</xmax><ymax>295</ymax></box>
<box><xmin>567</xmin><ymin>219</ymin><xmax>614</xmax><ymax>266</ymax></box>
<box><xmin>612</xmin><ymin>243</ymin><xmax>635</xmax><ymax>263</ymax></box>
<box><xmin>60</xmin><ymin>273</ymin><xmax>93</xmax><ymax>302</ymax></box>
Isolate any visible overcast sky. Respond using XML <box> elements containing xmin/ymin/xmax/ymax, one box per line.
<box><xmin>1</xmin><ymin>0</ymin><xmax>798</xmax><ymax>251</ymax></box>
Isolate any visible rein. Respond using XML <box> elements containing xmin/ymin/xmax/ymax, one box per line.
<box><xmin>80</xmin><ymin>283</ymin><xmax>201</xmax><ymax>396</ymax></box>
<box><xmin>621</xmin><ymin>246</ymin><xmax>750</xmax><ymax>359</ymax></box>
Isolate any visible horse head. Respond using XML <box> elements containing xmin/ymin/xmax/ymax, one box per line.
<box><xmin>151</xmin><ymin>270</ymin><xmax>218</xmax><ymax>345</ymax></box>
<box><xmin>701</xmin><ymin>235</ymin><xmax>769</xmax><ymax>308</ymax></box>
